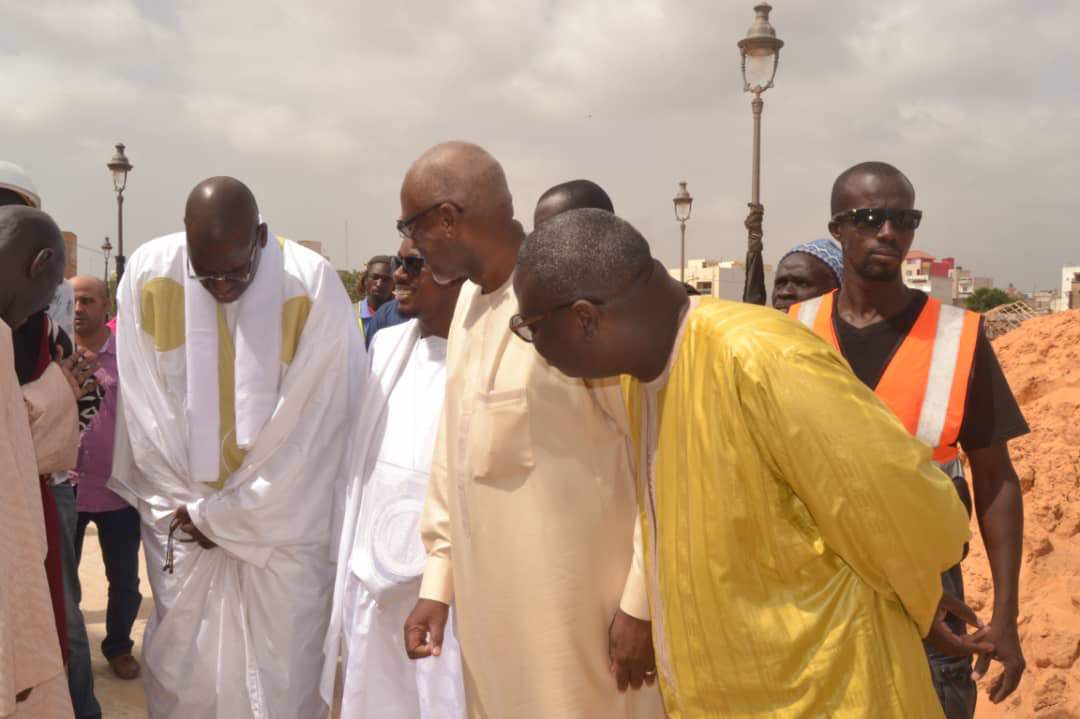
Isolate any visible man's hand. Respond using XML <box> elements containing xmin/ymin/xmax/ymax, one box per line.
<box><xmin>608</xmin><ymin>608</ymin><xmax>656</xmax><ymax>692</ymax></box>
<box><xmin>172</xmin><ymin>506</ymin><xmax>217</xmax><ymax>549</ymax></box>
<box><xmin>925</xmin><ymin>591</ymin><xmax>995</xmax><ymax>658</ymax></box>
<box><xmin>404</xmin><ymin>598</ymin><xmax>449</xmax><ymax>659</ymax></box>
<box><xmin>973</xmin><ymin>618</ymin><xmax>1026</xmax><ymax>704</ymax></box>
<box><xmin>55</xmin><ymin>345</ymin><xmax>98</xmax><ymax>401</ymax></box>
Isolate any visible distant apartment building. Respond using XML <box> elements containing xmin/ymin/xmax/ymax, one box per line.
<box><xmin>901</xmin><ymin>250</ymin><xmax>953</xmax><ymax>304</ymax></box>
<box><xmin>668</xmin><ymin>258</ymin><xmax>775</xmax><ymax>302</ymax></box>
<box><xmin>1030</xmin><ymin>289</ymin><xmax>1060</xmax><ymax>314</ymax></box>
<box><xmin>902</xmin><ymin>250</ymin><xmax>991</xmax><ymax>306</ymax></box>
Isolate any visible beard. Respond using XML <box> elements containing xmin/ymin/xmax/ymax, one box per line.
<box><xmin>853</xmin><ymin>260</ymin><xmax>901</xmax><ymax>282</ymax></box>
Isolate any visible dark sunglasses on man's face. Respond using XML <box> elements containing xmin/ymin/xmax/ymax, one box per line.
<box><xmin>391</xmin><ymin>255</ymin><xmax>425</xmax><ymax>277</ymax></box>
<box><xmin>831</xmin><ymin>207</ymin><xmax>922</xmax><ymax>232</ymax></box>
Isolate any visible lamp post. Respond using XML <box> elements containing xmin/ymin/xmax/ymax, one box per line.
<box><xmin>673</xmin><ymin>181</ymin><xmax>693</xmax><ymax>284</ymax></box>
<box><xmin>101</xmin><ymin>236</ymin><xmax>113</xmax><ymax>290</ymax></box>
<box><xmin>107</xmin><ymin>143</ymin><xmax>133</xmax><ymax>282</ymax></box>
<box><xmin>737</xmin><ymin>3</ymin><xmax>783</xmax><ymax>305</ymax></box>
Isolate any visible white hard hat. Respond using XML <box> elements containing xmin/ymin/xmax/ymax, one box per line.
<box><xmin>0</xmin><ymin>161</ymin><xmax>41</xmax><ymax>208</ymax></box>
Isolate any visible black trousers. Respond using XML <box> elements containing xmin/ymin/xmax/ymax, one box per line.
<box><xmin>74</xmin><ymin>506</ymin><xmax>143</xmax><ymax>660</ymax></box>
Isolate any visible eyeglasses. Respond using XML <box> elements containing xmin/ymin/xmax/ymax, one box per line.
<box><xmin>391</xmin><ymin>254</ymin><xmax>425</xmax><ymax>277</ymax></box>
<box><xmin>509</xmin><ymin>300</ymin><xmax>582</xmax><ymax>343</ymax></box>
<box><xmin>187</xmin><ymin>241</ymin><xmax>259</xmax><ymax>284</ymax></box>
<box><xmin>396</xmin><ymin>201</ymin><xmax>464</xmax><ymax>240</ymax></box>
<box><xmin>831</xmin><ymin>208</ymin><xmax>922</xmax><ymax>232</ymax></box>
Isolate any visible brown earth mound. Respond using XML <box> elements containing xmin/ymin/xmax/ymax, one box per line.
<box><xmin>965</xmin><ymin>310</ymin><xmax>1080</xmax><ymax>718</ymax></box>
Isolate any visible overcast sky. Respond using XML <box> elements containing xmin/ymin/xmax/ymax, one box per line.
<box><xmin>2</xmin><ymin>0</ymin><xmax>1076</xmax><ymax>291</ymax></box>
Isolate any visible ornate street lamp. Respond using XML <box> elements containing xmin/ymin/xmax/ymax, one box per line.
<box><xmin>101</xmin><ymin>236</ymin><xmax>113</xmax><ymax>290</ymax></box>
<box><xmin>673</xmin><ymin>181</ymin><xmax>693</xmax><ymax>284</ymax></box>
<box><xmin>107</xmin><ymin>143</ymin><xmax>133</xmax><ymax>282</ymax></box>
<box><xmin>737</xmin><ymin>2</ymin><xmax>783</xmax><ymax>305</ymax></box>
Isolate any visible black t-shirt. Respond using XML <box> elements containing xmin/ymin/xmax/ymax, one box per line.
<box><xmin>833</xmin><ymin>290</ymin><xmax>1029</xmax><ymax>453</ymax></box>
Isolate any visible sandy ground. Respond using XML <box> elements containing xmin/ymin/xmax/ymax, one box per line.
<box><xmin>79</xmin><ymin>526</ymin><xmax>344</xmax><ymax>718</ymax></box>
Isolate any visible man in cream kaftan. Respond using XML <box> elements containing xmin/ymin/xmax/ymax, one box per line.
<box><xmin>323</xmin><ymin>320</ymin><xmax>466</xmax><ymax>718</ymax></box>
<box><xmin>113</xmin><ymin>180</ymin><xmax>362</xmax><ymax>718</ymax></box>
<box><xmin>2</xmin><ymin>319</ymin><xmax>74</xmax><ymax>718</ymax></box>
<box><xmin>416</xmin><ymin>277</ymin><xmax>661</xmax><ymax>718</ymax></box>
<box><xmin>401</xmin><ymin>142</ymin><xmax>663</xmax><ymax>719</ymax></box>
<box><xmin>0</xmin><ymin>204</ymin><xmax>75</xmax><ymax>718</ymax></box>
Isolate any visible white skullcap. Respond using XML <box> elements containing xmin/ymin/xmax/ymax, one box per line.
<box><xmin>0</xmin><ymin>161</ymin><xmax>41</xmax><ymax>208</ymax></box>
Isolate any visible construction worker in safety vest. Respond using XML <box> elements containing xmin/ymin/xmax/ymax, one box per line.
<box><xmin>789</xmin><ymin>161</ymin><xmax>1028</xmax><ymax>719</ymax></box>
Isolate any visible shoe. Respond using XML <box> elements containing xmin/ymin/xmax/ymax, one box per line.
<box><xmin>108</xmin><ymin>653</ymin><xmax>141</xmax><ymax>680</ymax></box>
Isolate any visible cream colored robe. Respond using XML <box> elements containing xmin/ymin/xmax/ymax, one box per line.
<box><xmin>0</xmin><ymin>320</ymin><xmax>73</xmax><ymax>718</ymax></box>
<box><xmin>419</xmin><ymin>276</ymin><xmax>664</xmax><ymax>719</ymax></box>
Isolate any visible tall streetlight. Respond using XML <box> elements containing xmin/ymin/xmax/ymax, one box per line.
<box><xmin>101</xmin><ymin>236</ymin><xmax>113</xmax><ymax>290</ymax></box>
<box><xmin>737</xmin><ymin>2</ymin><xmax>783</xmax><ymax>305</ymax></box>
<box><xmin>107</xmin><ymin>143</ymin><xmax>133</xmax><ymax>282</ymax></box>
<box><xmin>673</xmin><ymin>181</ymin><xmax>693</xmax><ymax>284</ymax></box>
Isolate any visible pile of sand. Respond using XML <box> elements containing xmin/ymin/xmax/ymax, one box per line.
<box><xmin>964</xmin><ymin>309</ymin><xmax>1080</xmax><ymax>718</ymax></box>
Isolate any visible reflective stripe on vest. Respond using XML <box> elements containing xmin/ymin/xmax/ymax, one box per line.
<box><xmin>789</xmin><ymin>291</ymin><xmax>980</xmax><ymax>463</ymax></box>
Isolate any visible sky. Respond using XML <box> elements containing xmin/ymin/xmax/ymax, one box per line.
<box><xmin>1</xmin><ymin>0</ymin><xmax>1076</xmax><ymax>291</ymax></box>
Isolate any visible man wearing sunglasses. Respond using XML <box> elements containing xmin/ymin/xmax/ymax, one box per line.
<box><xmin>322</xmin><ymin>236</ymin><xmax>466</xmax><ymax>717</ymax></box>
<box><xmin>113</xmin><ymin>176</ymin><xmax>364</xmax><ymax>718</ymax></box>
<box><xmin>512</xmin><ymin>207</ymin><xmax>977</xmax><ymax>718</ymax></box>
<box><xmin>789</xmin><ymin>161</ymin><xmax>1028</xmax><ymax>717</ymax></box>
<box><xmin>399</xmin><ymin>141</ymin><xmax>663</xmax><ymax>719</ymax></box>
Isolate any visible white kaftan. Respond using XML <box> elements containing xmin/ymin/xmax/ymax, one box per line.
<box><xmin>323</xmin><ymin>320</ymin><xmax>465</xmax><ymax>718</ymax></box>
<box><xmin>112</xmin><ymin>233</ymin><xmax>364</xmax><ymax>719</ymax></box>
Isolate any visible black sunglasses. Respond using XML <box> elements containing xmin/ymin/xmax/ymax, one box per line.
<box><xmin>396</xmin><ymin>201</ymin><xmax>465</xmax><ymax>240</ymax></box>
<box><xmin>391</xmin><ymin>254</ymin><xmax>425</xmax><ymax>277</ymax></box>
<box><xmin>831</xmin><ymin>207</ymin><xmax>922</xmax><ymax>232</ymax></box>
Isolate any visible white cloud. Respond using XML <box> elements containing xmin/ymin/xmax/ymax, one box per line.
<box><xmin>0</xmin><ymin>0</ymin><xmax>1076</xmax><ymax>289</ymax></box>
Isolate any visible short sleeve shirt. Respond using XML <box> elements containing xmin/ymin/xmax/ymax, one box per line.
<box><xmin>833</xmin><ymin>290</ymin><xmax>1029</xmax><ymax>453</ymax></box>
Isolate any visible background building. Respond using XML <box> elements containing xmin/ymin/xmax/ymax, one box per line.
<box><xmin>668</xmin><ymin>258</ymin><xmax>774</xmax><ymax>301</ymax></box>
<box><xmin>1056</xmin><ymin>266</ymin><xmax>1080</xmax><ymax>311</ymax></box>
<box><xmin>903</xmin><ymin>250</ymin><xmax>992</xmax><ymax>306</ymax></box>
<box><xmin>61</xmin><ymin>230</ymin><xmax>78</xmax><ymax>278</ymax></box>
<box><xmin>902</xmin><ymin>250</ymin><xmax>953</xmax><ymax>304</ymax></box>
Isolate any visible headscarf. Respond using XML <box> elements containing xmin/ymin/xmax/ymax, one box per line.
<box><xmin>780</xmin><ymin>239</ymin><xmax>844</xmax><ymax>286</ymax></box>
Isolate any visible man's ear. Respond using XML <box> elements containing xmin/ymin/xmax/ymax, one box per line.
<box><xmin>257</xmin><ymin>222</ymin><xmax>269</xmax><ymax>248</ymax></box>
<box><xmin>28</xmin><ymin>248</ymin><xmax>56</xmax><ymax>279</ymax></box>
<box><xmin>572</xmin><ymin>300</ymin><xmax>602</xmax><ymax>339</ymax></box>
<box><xmin>828</xmin><ymin>221</ymin><xmax>842</xmax><ymax>243</ymax></box>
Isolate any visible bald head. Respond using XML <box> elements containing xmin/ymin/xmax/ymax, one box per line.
<box><xmin>534</xmin><ymin>179</ymin><xmax>614</xmax><ymax>227</ymax></box>
<box><xmin>830</xmin><ymin>161</ymin><xmax>914</xmax><ymax>214</ymax></box>
<box><xmin>403</xmin><ymin>141</ymin><xmax>512</xmax><ymax>213</ymax></box>
<box><xmin>184</xmin><ymin>176</ymin><xmax>267</xmax><ymax>304</ymax></box>
<box><xmin>72</xmin><ymin>275</ymin><xmax>110</xmax><ymax>338</ymax></box>
<box><xmin>71</xmin><ymin>275</ymin><xmax>108</xmax><ymax>299</ymax></box>
<box><xmin>185</xmin><ymin>176</ymin><xmax>259</xmax><ymax>237</ymax></box>
<box><xmin>0</xmin><ymin>205</ymin><xmax>66</xmax><ymax>328</ymax></box>
<box><xmin>399</xmin><ymin>141</ymin><xmax>520</xmax><ymax>288</ymax></box>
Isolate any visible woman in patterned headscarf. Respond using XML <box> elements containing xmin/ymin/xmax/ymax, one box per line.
<box><xmin>771</xmin><ymin>238</ymin><xmax>844</xmax><ymax>311</ymax></box>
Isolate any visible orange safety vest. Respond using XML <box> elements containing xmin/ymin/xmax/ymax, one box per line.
<box><xmin>789</xmin><ymin>291</ymin><xmax>981</xmax><ymax>463</ymax></box>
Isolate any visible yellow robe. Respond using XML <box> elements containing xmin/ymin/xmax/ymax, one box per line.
<box><xmin>419</xmin><ymin>275</ymin><xmax>664</xmax><ymax>719</ymax></box>
<box><xmin>623</xmin><ymin>298</ymin><xmax>969</xmax><ymax>718</ymax></box>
